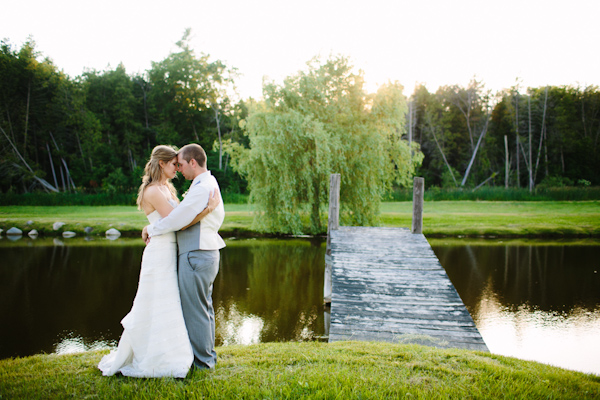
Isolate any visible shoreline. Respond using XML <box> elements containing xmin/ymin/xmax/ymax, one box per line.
<box><xmin>3</xmin><ymin>228</ymin><xmax>600</xmax><ymax>240</ymax></box>
<box><xmin>2</xmin><ymin>201</ymin><xmax>600</xmax><ymax>239</ymax></box>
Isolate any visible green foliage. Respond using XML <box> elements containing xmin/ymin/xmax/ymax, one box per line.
<box><xmin>0</xmin><ymin>32</ymin><xmax>239</xmax><ymax>197</ymax></box>
<box><xmin>227</xmin><ymin>56</ymin><xmax>423</xmax><ymax>234</ymax></box>
<box><xmin>100</xmin><ymin>167</ymin><xmax>130</xmax><ymax>194</ymax></box>
<box><xmin>537</xmin><ymin>175</ymin><xmax>574</xmax><ymax>188</ymax></box>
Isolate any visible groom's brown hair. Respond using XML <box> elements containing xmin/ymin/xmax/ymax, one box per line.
<box><xmin>179</xmin><ymin>144</ymin><xmax>207</xmax><ymax>168</ymax></box>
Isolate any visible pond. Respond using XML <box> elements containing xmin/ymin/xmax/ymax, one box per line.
<box><xmin>430</xmin><ymin>238</ymin><xmax>600</xmax><ymax>376</ymax></box>
<box><xmin>1</xmin><ymin>236</ymin><xmax>598</xmax><ymax>375</ymax></box>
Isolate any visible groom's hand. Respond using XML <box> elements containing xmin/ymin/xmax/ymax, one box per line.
<box><xmin>142</xmin><ymin>225</ymin><xmax>150</xmax><ymax>244</ymax></box>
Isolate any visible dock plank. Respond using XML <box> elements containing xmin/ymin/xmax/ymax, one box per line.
<box><xmin>328</xmin><ymin>226</ymin><xmax>489</xmax><ymax>352</ymax></box>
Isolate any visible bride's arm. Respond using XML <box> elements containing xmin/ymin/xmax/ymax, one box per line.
<box><xmin>143</xmin><ymin>185</ymin><xmax>175</xmax><ymax>218</ymax></box>
<box><xmin>180</xmin><ymin>189</ymin><xmax>220</xmax><ymax>231</ymax></box>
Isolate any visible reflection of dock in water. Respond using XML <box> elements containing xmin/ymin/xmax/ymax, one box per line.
<box><xmin>323</xmin><ymin>174</ymin><xmax>488</xmax><ymax>351</ymax></box>
<box><xmin>326</xmin><ymin>226</ymin><xmax>488</xmax><ymax>351</ymax></box>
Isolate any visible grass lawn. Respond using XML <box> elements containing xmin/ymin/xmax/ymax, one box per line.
<box><xmin>1</xmin><ymin>201</ymin><xmax>599</xmax><ymax>237</ymax></box>
<box><xmin>1</xmin><ymin>342</ymin><xmax>598</xmax><ymax>399</ymax></box>
<box><xmin>379</xmin><ymin>201</ymin><xmax>600</xmax><ymax>237</ymax></box>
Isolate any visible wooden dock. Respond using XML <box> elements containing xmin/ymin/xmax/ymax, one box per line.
<box><xmin>327</xmin><ymin>226</ymin><xmax>488</xmax><ymax>352</ymax></box>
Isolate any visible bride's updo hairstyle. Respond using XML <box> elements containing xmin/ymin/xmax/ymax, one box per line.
<box><xmin>136</xmin><ymin>145</ymin><xmax>179</xmax><ymax>210</ymax></box>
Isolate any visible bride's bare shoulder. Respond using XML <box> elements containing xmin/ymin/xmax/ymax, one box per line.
<box><xmin>141</xmin><ymin>185</ymin><xmax>161</xmax><ymax>214</ymax></box>
<box><xmin>143</xmin><ymin>184</ymin><xmax>161</xmax><ymax>196</ymax></box>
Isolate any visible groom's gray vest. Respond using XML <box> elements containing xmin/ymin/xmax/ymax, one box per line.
<box><xmin>176</xmin><ymin>223</ymin><xmax>201</xmax><ymax>255</ymax></box>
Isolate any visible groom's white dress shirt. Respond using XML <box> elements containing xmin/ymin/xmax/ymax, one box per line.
<box><xmin>147</xmin><ymin>171</ymin><xmax>225</xmax><ymax>250</ymax></box>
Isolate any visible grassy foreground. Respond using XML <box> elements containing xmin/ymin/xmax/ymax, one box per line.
<box><xmin>1</xmin><ymin>201</ymin><xmax>599</xmax><ymax>237</ymax></box>
<box><xmin>1</xmin><ymin>342</ymin><xmax>598</xmax><ymax>399</ymax></box>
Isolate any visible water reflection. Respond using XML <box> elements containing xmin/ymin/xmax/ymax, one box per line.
<box><xmin>218</xmin><ymin>305</ymin><xmax>264</xmax><ymax>345</ymax></box>
<box><xmin>214</xmin><ymin>239</ymin><xmax>325</xmax><ymax>345</ymax></box>
<box><xmin>55</xmin><ymin>334</ymin><xmax>116</xmax><ymax>355</ymax></box>
<box><xmin>431</xmin><ymin>239</ymin><xmax>600</xmax><ymax>376</ymax></box>
<box><xmin>0</xmin><ymin>237</ymin><xmax>326</xmax><ymax>359</ymax></box>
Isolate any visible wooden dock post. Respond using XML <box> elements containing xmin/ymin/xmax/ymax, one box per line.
<box><xmin>324</xmin><ymin>173</ymin><xmax>340</xmax><ymax>304</ymax></box>
<box><xmin>411</xmin><ymin>177</ymin><xmax>424</xmax><ymax>234</ymax></box>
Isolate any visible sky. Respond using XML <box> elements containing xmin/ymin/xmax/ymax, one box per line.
<box><xmin>3</xmin><ymin>0</ymin><xmax>599</xmax><ymax>100</ymax></box>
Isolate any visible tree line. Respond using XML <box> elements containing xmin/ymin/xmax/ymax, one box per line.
<box><xmin>410</xmin><ymin>80</ymin><xmax>600</xmax><ymax>189</ymax></box>
<box><xmin>0</xmin><ymin>30</ymin><xmax>246</xmax><ymax>197</ymax></box>
<box><xmin>2</xmin><ymin>32</ymin><xmax>598</xmax><ymax>218</ymax></box>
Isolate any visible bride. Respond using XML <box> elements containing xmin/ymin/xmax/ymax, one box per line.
<box><xmin>98</xmin><ymin>145</ymin><xmax>219</xmax><ymax>378</ymax></box>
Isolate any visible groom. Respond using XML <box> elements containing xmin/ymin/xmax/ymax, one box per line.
<box><xmin>143</xmin><ymin>143</ymin><xmax>225</xmax><ymax>370</ymax></box>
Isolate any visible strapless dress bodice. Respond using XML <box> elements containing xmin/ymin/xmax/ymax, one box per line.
<box><xmin>145</xmin><ymin>199</ymin><xmax>178</xmax><ymax>242</ymax></box>
<box><xmin>146</xmin><ymin>210</ymin><xmax>162</xmax><ymax>224</ymax></box>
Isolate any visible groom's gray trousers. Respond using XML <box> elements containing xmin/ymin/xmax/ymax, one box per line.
<box><xmin>177</xmin><ymin>224</ymin><xmax>220</xmax><ymax>369</ymax></box>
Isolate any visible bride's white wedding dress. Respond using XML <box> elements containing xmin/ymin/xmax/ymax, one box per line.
<box><xmin>98</xmin><ymin>204</ymin><xmax>193</xmax><ymax>378</ymax></box>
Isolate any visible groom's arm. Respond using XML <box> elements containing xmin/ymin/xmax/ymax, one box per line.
<box><xmin>147</xmin><ymin>186</ymin><xmax>209</xmax><ymax>237</ymax></box>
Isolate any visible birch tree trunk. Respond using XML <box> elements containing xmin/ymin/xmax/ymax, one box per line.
<box><xmin>504</xmin><ymin>135</ymin><xmax>509</xmax><ymax>188</ymax></box>
<box><xmin>213</xmin><ymin>106</ymin><xmax>223</xmax><ymax>169</ymax></box>
<box><xmin>515</xmin><ymin>92</ymin><xmax>520</xmax><ymax>188</ymax></box>
<box><xmin>24</xmin><ymin>78</ymin><xmax>31</xmax><ymax>154</ymax></box>
<box><xmin>461</xmin><ymin>113</ymin><xmax>490</xmax><ymax>186</ymax></box>
<box><xmin>544</xmin><ymin>126</ymin><xmax>549</xmax><ymax>178</ymax></box>
<box><xmin>534</xmin><ymin>87</ymin><xmax>549</xmax><ymax>183</ymax></box>
<box><xmin>528</xmin><ymin>95</ymin><xmax>533</xmax><ymax>192</ymax></box>
<box><xmin>0</xmin><ymin>126</ymin><xmax>58</xmax><ymax>192</ymax></box>
<box><xmin>46</xmin><ymin>142</ymin><xmax>59</xmax><ymax>190</ymax></box>
<box><xmin>408</xmin><ymin>100</ymin><xmax>413</xmax><ymax>162</ymax></box>
<box><xmin>453</xmin><ymin>88</ymin><xmax>475</xmax><ymax>150</ymax></box>
<box><xmin>425</xmin><ymin>114</ymin><xmax>458</xmax><ymax>187</ymax></box>
<box><xmin>192</xmin><ymin>122</ymin><xmax>200</xmax><ymax>142</ymax></box>
<box><xmin>75</xmin><ymin>130</ymin><xmax>87</xmax><ymax>172</ymax></box>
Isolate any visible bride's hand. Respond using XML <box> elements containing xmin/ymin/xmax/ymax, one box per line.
<box><xmin>180</xmin><ymin>189</ymin><xmax>221</xmax><ymax>231</ymax></box>
<box><xmin>142</xmin><ymin>226</ymin><xmax>150</xmax><ymax>244</ymax></box>
<box><xmin>206</xmin><ymin>189</ymin><xmax>220</xmax><ymax>213</ymax></box>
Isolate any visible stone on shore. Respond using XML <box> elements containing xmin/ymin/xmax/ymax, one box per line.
<box><xmin>84</xmin><ymin>226</ymin><xmax>94</xmax><ymax>234</ymax></box>
<box><xmin>28</xmin><ymin>229</ymin><xmax>39</xmax><ymax>238</ymax></box>
<box><xmin>7</xmin><ymin>227</ymin><xmax>23</xmax><ymax>236</ymax></box>
<box><xmin>53</xmin><ymin>222</ymin><xmax>66</xmax><ymax>230</ymax></box>
<box><xmin>105</xmin><ymin>228</ymin><xmax>121</xmax><ymax>239</ymax></box>
<box><xmin>62</xmin><ymin>231</ymin><xmax>76</xmax><ymax>238</ymax></box>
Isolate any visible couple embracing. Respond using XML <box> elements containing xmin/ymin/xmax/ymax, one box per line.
<box><xmin>98</xmin><ymin>143</ymin><xmax>225</xmax><ymax>378</ymax></box>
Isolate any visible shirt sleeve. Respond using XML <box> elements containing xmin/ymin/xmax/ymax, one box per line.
<box><xmin>147</xmin><ymin>184</ymin><xmax>209</xmax><ymax>236</ymax></box>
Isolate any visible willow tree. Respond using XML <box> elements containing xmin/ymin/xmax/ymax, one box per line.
<box><xmin>226</xmin><ymin>56</ymin><xmax>423</xmax><ymax>234</ymax></box>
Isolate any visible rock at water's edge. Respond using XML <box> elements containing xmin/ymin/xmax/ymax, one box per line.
<box><xmin>7</xmin><ymin>227</ymin><xmax>23</xmax><ymax>236</ymax></box>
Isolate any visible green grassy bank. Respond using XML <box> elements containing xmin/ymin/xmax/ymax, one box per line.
<box><xmin>1</xmin><ymin>342</ymin><xmax>598</xmax><ymax>399</ymax></box>
<box><xmin>379</xmin><ymin>201</ymin><xmax>600</xmax><ymax>237</ymax></box>
<box><xmin>1</xmin><ymin>201</ymin><xmax>599</xmax><ymax>238</ymax></box>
